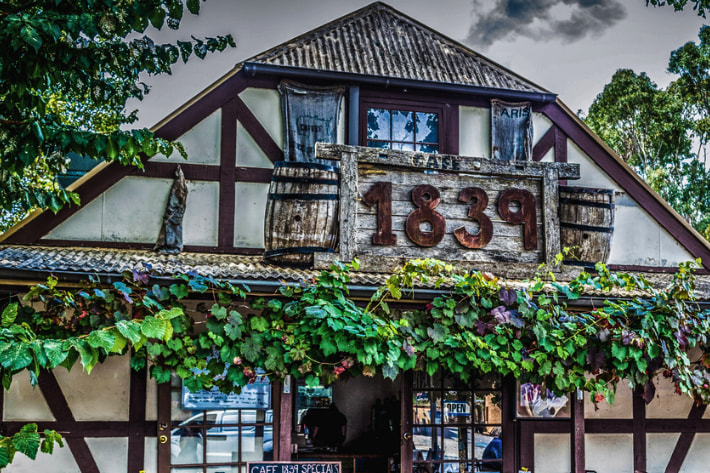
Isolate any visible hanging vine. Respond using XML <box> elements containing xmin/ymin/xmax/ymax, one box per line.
<box><xmin>2</xmin><ymin>257</ymin><xmax>710</xmax><ymax>466</ymax></box>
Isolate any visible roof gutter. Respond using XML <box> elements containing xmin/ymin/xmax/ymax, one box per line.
<box><xmin>243</xmin><ymin>63</ymin><xmax>558</xmax><ymax>103</ymax></box>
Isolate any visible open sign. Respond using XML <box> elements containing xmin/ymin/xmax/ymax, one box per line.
<box><xmin>444</xmin><ymin>401</ymin><xmax>470</xmax><ymax>417</ymax></box>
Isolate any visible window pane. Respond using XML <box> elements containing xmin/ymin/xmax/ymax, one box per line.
<box><xmin>474</xmin><ymin>393</ymin><xmax>503</xmax><ymax>424</ymax></box>
<box><xmin>476</xmin><ymin>428</ymin><xmax>502</xmax><ymax>472</ymax></box>
<box><xmin>416</xmin><ymin>143</ymin><xmax>439</xmax><ymax>154</ymax></box>
<box><xmin>392</xmin><ymin>142</ymin><xmax>415</xmax><ymax>151</ymax></box>
<box><xmin>367</xmin><ymin>109</ymin><xmax>390</xmax><ymax>140</ymax></box>
<box><xmin>367</xmin><ymin>140</ymin><xmax>390</xmax><ymax>149</ymax></box>
<box><xmin>392</xmin><ymin>110</ymin><xmax>414</xmax><ymax>142</ymax></box>
<box><xmin>172</xmin><ymin>427</ymin><xmax>203</xmax><ymax>465</ymax></box>
<box><xmin>414</xmin><ymin>391</ymin><xmax>442</xmax><ymax>425</ymax></box>
<box><xmin>416</xmin><ymin>112</ymin><xmax>439</xmax><ymax>143</ymax></box>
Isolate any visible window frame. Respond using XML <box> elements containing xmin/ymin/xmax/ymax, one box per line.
<box><xmin>359</xmin><ymin>97</ymin><xmax>451</xmax><ymax>154</ymax></box>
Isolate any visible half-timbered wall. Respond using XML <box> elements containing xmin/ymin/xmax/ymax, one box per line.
<box><xmin>2</xmin><ymin>356</ymin><xmax>156</xmax><ymax>473</ymax></box>
<box><xmin>521</xmin><ymin>376</ymin><xmax>710</xmax><ymax>473</ymax></box>
<box><xmin>39</xmin><ymin>86</ymin><xmax>345</xmax><ymax>253</ymax></box>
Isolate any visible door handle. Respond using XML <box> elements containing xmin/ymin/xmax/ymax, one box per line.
<box><xmin>159</xmin><ymin>435</ymin><xmax>168</xmax><ymax>444</ymax></box>
<box><xmin>403</xmin><ymin>432</ymin><xmax>412</xmax><ymax>441</ymax></box>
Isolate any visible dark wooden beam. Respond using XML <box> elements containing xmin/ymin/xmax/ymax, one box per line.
<box><xmin>2</xmin><ymin>421</ymin><xmax>157</xmax><ymax>437</ymax></box>
<box><xmin>236</xmin><ymin>167</ymin><xmax>273</xmax><ymax>183</ymax></box>
<box><xmin>532</xmin><ymin>126</ymin><xmax>555</xmax><ymax>162</ymax></box>
<box><xmin>501</xmin><ymin>377</ymin><xmax>516</xmax><ymax>473</ymax></box>
<box><xmin>633</xmin><ymin>390</ymin><xmax>647</xmax><ymax>473</ymax></box>
<box><xmin>571</xmin><ymin>390</ymin><xmax>585</xmax><ymax>473</ymax></box>
<box><xmin>157</xmin><ymin>382</ymin><xmax>171</xmax><ymax>473</ymax></box>
<box><xmin>234</xmin><ymin>97</ymin><xmax>283</xmax><ymax>164</ymax></box>
<box><xmin>127</xmin><ymin>361</ymin><xmax>147</xmax><ymax>473</ymax></box>
<box><xmin>219</xmin><ymin>99</ymin><xmax>239</xmax><ymax>248</ymax></box>
<box><xmin>38</xmin><ymin>370</ymin><xmax>100</xmax><ymax>473</ymax></box>
<box><xmin>138</xmin><ymin>162</ymin><xmax>221</xmax><ymax>181</ymax></box>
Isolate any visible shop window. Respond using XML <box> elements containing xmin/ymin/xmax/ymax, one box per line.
<box><xmin>167</xmin><ymin>374</ymin><xmax>273</xmax><ymax>472</ymax></box>
<box><xmin>413</xmin><ymin>372</ymin><xmax>503</xmax><ymax>473</ymax></box>
<box><xmin>366</xmin><ymin>108</ymin><xmax>440</xmax><ymax>153</ymax></box>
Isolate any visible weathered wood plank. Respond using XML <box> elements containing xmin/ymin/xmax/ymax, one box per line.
<box><xmin>312</xmin><ymin>143</ymin><xmax>575</xmax><ymax>273</ymax></box>
<box><xmin>316</xmin><ymin>143</ymin><xmax>581</xmax><ymax>179</ymax></box>
<box><xmin>543</xmin><ymin>167</ymin><xmax>561</xmax><ymax>262</ymax></box>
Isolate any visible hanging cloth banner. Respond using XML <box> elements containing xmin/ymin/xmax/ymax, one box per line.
<box><xmin>278</xmin><ymin>80</ymin><xmax>346</xmax><ymax>163</ymax></box>
<box><xmin>491</xmin><ymin>99</ymin><xmax>533</xmax><ymax>161</ymax></box>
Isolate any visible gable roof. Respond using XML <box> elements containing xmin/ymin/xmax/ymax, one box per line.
<box><xmin>244</xmin><ymin>2</ymin><xmax>549</xmax><ymax>95</ymax></box>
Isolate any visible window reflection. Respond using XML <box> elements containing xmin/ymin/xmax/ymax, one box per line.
<box><xmin>170</xmin><ymin>409</ymin><xmax>273</xmax><ymax>467</ymax></box>
<box><xmin>366</xmin><ymin>107</ymin><xmax>439</xmax><ymax>153</ymax></box>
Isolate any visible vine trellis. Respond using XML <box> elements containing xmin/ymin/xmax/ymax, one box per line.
<box><xmin>2</xmin><ymin>257</ymin><xmax>710</xmax><ymax>466</ymax></box>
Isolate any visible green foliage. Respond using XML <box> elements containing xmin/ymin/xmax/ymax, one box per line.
<box><xmin>3</xmin><ymin>258</ymin><xmax>710</xmax><ymax>464</ymax></box>
<box><xmin>647</xmin><ymin>0</ymin><xmax>710</xmax><ymax>16</ymax></box>
<box><xmin>0</xmin><ymin>0</ymin><xmax>236</xmax><ymax>229</ymax></box>
<box><xmin>0</xmin><ymin>423</ymin><xmax>63</xmax><ymax>469</ymax></box>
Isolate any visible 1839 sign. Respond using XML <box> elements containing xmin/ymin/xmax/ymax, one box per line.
<box><xmin>362</xmin><ymin>182</ymin><xmax>537</xmax><ymax>250</ymax></box>
<box><xmin>313</xmin><ymin>144</ymin><xmax>580</xmax><ymax>273</ymax></box>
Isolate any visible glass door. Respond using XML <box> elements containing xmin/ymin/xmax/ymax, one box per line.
<box><xmin>408</xmin><ymin>372</ymin><xmax>504</xmax><ymax>473</ymax></box>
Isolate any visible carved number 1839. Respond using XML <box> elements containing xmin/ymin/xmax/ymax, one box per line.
<box><xmin>362</xmin><ymin>182</ymin><xmax>538</xmax><ymax>250</ymax></box>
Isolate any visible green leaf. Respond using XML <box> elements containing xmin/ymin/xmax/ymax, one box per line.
<box><xmin>210</xmin><ymin>304</ymin><xmax>227</xmax><ymax>320</ymax></box>
<box><xmin>0</xmin><ymin>343</ymin><xmax>33</xmax><ymax>371</ymax></box>
<box><xmin>44</xmin><ymin>340</ymin><xmax>68</xmax><ymax>368</ymax></box>
<box><xmin>1</xmin><ymin>303</ymin><xmax>18</xmax><ymax>326</ymax></box>
<box><xmin>170</xmin><ymin>284</ymin><xmax>189</xmax><ymax>299</ymax></box>
<box><xmin>187</xmin><ymin>0</ymin><xmax>201</xmax><ymax>14</ymax></box>
<box><xmin>250</xmin><ymin>316</ymin><xmax>269</xmax><ymax>332</ymax></box>
<box><xmin>87</xmin><ymin>330</ymin><xmax>116</xmax><ymax>353</ymax></box>
<box><xmin>0</xmin><ymin>444</ymin><xmax>13</xmax><ymax>469</ymax></box>
<box><xmin>110</xmin><ymin>332</ymin><xmax>128</xmax><ymax>353</ymax></box>
<box><xmin>141</xmin><ymin>316</ymin><xmax>167</xmax><ymax>340</ymax></box>
<box><xmin>13</xmin><ymin>424</ymin><xmax>40</xmax><ymax>460</ymax></box>
<box><xmin>40</xmin><ymin>430</ymin><xmax>63</xmax><ymax>454</ymax></box>
<box><xmin>20</xmin><ymin>25</ymin><xmax>42</xmax><ymax>52</ymax></box>
<box><xmin>611</xmin><ymin>343</ymin><xmax>628</xmax><ymax>361</ymax></box>
<box><xmin>321</xmin><ymin>337</ymin><xmax>337</xmax><ymax>356</ymax></box>
<box><xmin>116</xmin><ymin>320</ymin><xmax>142</xmax><ymax>344</ymax></box>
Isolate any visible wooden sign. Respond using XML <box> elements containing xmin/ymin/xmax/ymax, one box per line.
<box><xmin>314</xmin><ymin>144</ymin><xmax>580</xmax><ymax>274</ymax></box>
<box><xmin>247</xmin><ymin>462</ymin><xmax>341</xmax><ymax>473</ymax></box>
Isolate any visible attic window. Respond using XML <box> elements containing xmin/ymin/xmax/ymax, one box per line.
<box><xmin>367</xmin><ymin>108</ymin><xmax>439</xmax><ymax>153</ymax></box>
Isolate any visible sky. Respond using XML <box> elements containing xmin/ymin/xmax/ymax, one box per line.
<box><xmin>132</xmin><ymin>0</ymin><xmax>708</xmax><ymax>129</ymax></box>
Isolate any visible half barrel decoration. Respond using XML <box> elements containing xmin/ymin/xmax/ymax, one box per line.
<box><xmin>263</xmin><ymin>161</ymin><xmax>340</xmax><ymax>264</ymax></box>
<box><xmin>559</xmin><ymin>186</ymin><xmax>615</xmax><ymax>267</ymax></box>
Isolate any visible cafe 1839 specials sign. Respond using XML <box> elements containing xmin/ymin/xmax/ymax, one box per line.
<box><xmin>314</xmin><ymin>144</ymin><xmax>580</xmax><ymax>274</ymax></box>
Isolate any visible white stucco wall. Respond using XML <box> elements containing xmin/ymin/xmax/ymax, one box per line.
<box><xmin>239</xmin><ymin>88</ymin><xmax>283</xmax><ymax>151</ymax></box>
<box><xmin>150</xmin><ymin>110</ymin><xmax>222</xmax><ymax>165</ymax></box>
<box><xmin>43</xmin><ymin>177</ymin><xmax>219</xmax><ymax>246</ymax></box>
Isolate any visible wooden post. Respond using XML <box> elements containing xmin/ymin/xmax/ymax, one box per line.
<box><xmin>278</xmin><ymin>378</ymin><xmax>293</xmax><ymax>461</ymax></box>
<box><xmin>571</xmin><ymin>389</ymin><xmax>585</xmax><ymax>473</ymax></box>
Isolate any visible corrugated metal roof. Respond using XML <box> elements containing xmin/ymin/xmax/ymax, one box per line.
<box><xmin>0</xmin><ymin>245</ymin><xmax>387</xmax><ymax>286</ymax></box>
<box><xmin>2</xmin><ymin>245</ymin><xmax>708</xmax><ymax>300</ymax></box>
<box><xmin>245</xmin><ymin>2</ymin><xmax>548</xmax><ymax>94</ymax></box>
